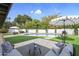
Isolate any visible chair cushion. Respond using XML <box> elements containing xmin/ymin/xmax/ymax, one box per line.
<box><xmin>59</xmin><ymin>47</ymin><xmax>71</xmax><ymax>56</ymax></box>
<box><xmin>66</xmin><ymin>44</ymin><xmax>73</xmax><ymax>55</ymax></box>
<box><xmin>59</xmin><ymin>44</ymin><xmax>73</xmax><ymax>56</ymax></box>
<box><xmin>6</xmin><ymin>49</ymin><xmax>22</xmax><ymax>56</ymax></box>
<box><xmin>1</xmin><ymin>41</ymin><xmax>13</xmax><ymax>55</ymax></box>
<box><xmin>55</xmin><ymin>42</ymin><xmax>65</xmax><ymax>48</ymax></box>
<box><xmin>52</xmin><ymin>42</ymin><xmax>65</xmax><ymax>55</ymax></box>
<box><xmin>0</xmin><ymin>45</ymin><xmax>2</xmax><ymax>56</ymax></box>
<box><xmin>45</xmin><ymin>50</ymin><xmax>57</xmax><ymax>56</ymax></box>
<box><xmin>0</xmin><ymin>53</ymin><xmax>2</xmax><ymax>56</ymax></box>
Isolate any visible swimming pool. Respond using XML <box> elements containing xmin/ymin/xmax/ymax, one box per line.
<box><xmin>25</xmin><ymin>33</ymin><xmax>60</xmax><ymax>39</ymax></box>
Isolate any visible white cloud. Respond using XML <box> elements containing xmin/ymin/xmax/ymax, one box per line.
<box><xmin>30</xmin><ymin>9</ymin><xmax>42</xmax><ymax>15</ymax></box>
<box><xmin>34</xmin><ymin>9</ymin><xmax>42</xmax><ymax>15</ymax></box>
<box><xmin>30</xmin><ymin>11</ymin><xmax>34</xmax><ymax>14</ymax></box>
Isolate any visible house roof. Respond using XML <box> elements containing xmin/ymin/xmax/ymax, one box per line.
<box><xmin>10</xmin><ymin>26</ymin><xmax>19</xmax><ymax>29</ymax></box>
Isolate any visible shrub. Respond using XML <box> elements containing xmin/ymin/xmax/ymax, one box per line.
<box><xmin>0</xmin><ymin>28</ymin><xmax>8</xmax><ymax>33</ymax></box>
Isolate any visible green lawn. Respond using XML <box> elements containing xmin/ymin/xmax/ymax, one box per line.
<box><xmin>51</xmin><ymin>35</ymin><xmax>79</xmax><ymax>56</ymax></box>
<box><xmin>5</xmin><ymin>36</ymin><xmax>42</xmax><ymax>44</ymax></box>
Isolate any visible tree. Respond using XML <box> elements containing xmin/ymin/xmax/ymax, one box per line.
<box><xmin>73</xmin><ymin>24</ymin><xmax>79</xmax><ymax>35</ymax></box>
<box><xmin>41</xmin><ymin>15</ymin><xmax>59</xmax><ymax>33</ymax></box>
<box><xmin>3</xmin><ymin>21</ymin><xmax>12</xmax><ymax>29</ymax></box>
<box><xmin>0</xmin><ymin>21</ymin><xmax>12</xmax><ymax>33</ymax></box>
<box><xmin>12</xmin><ymin>14</ymin><xmax>59</xmax><ymax>30</ymax></box>
<box><xmin>14</xmin><ymin>15</ymin><xmax>32</xmax><ymax>28</ymax></box>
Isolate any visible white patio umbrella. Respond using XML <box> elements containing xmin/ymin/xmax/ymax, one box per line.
<box><xmin>50</xmin><ymin>16</ymin><xmax>79</xmax><ymax>30</ymax></box>
<box><xmin>50</xmin><ymin>16</ymin><xmax>79</xmax><ymax>43</ymax></box>
<box><xmin>50</xmin><ymin>16</ymin><xmax>79</xmax><ymax>28</ymax></box>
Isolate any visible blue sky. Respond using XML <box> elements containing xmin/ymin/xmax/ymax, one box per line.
<box><xmin>7</xmin><ymin>3</ymin><xmax>79</xmax><ymax>21</ymax></box>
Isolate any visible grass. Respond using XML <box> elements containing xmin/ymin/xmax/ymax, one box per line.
<box><xmin>51</xmin><ymin>35</ymin><xmax>79</xmax><ymax>56</ymax></box>
<box><xmin>5</xmin><ymin>36</ymin><xmax>42</xmax><ymax>44</ymax></box>
<box><xmin>73</xmin><ymin>44</ymin><xmax>79</xmax><ymax>56</ymax></box>
<box><xmin>51</xmin><ymin>35</ymin><xmax>79</xmax><ymax>45</ymax></box>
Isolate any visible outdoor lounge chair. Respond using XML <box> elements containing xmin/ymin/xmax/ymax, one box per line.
<box><xmin>59</xmin><ymin>44</ymin><xmax>73</xmax><ymax>56</ymax></box>
<box><xmin>0</xmin><ymin>33</ymin><xmax>22</xmax><ymax>56</ymax></box>
<box><xmin>45</xmin><ymin>42</ymin><xmax>73</xmax><ymax>56</ymax></box>
<box><xmin>1</xmin><ymin>41</ymin><xmax>22</xmax><ymax>56</ymax></box>
<box><xmin>45</xmin><ymin>42</ymin><xmax>62</xmax><ymax>56</ymax></box>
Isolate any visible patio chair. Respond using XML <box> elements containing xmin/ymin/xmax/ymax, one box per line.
<box><xmin>59</xmin><ymin>44</ymin><xmax>73</xmax><ymax>56</ymax></box>
<box><xmin>1</xmin><ymin>41</ymin><xmax>22</xmax><ymax>56</ymax></box>
<box><xmin>45</xmin><ymin>42</ymin><xmax>74</xmax><ymax>56</ymax></box>
<box><xmin>45</xmin><ymin>42</ymin><xmax>62</xmax><ymax>56</ymax></box>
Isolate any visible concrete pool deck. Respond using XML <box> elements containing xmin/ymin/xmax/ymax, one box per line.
<box><xmin>14</xmin><ymin>38</ymin><xmax>57</xmax><ymax>49</ymax></box>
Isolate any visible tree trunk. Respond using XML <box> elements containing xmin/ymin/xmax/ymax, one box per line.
<box><xmin>74</xmin><ymin>28</ymin><xmax>78</xmax><ymax>35</ymax></box>
<box><xmin>46</xmin><ymin>29</ymin><xmax>48</xmax><ymax>35</ymax></box>
<box><xmin>46</xmin><ymin>29</ymin><xmax>48</xmax><ymax>33</ymax></box>
<box><xmin>55</xmin><ymin>29</ymin><xmax>57</xmax><ymax>34</ymax></box>
<box><xmin>36</xmin><ymin>29</ymin><xmax>38</xmax><ymax>35</ymax></box>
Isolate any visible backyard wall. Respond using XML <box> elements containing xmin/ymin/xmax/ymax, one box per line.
<box><xmin>38</xmin><ymin>29</ymin><xmax>46</xmax><ymax>33</ymax></box>
<box><xmin>56</xmin><ymin>29</ymin><xmax>74</xmax><ymax>35</ymax></box>
<box><xmin>27</xmin><ymin>29</ymin><xmax>36</xmax><ymax>33</ymax></box>
<box><xmin>9</xmin><ymin>28</ymin><xmax>78</xmax><ymax>35</ymax></box>
<box><xmin>27</xmin><ymin>29</ymin><xmax>75</xmax><ymax>35</ymax></box>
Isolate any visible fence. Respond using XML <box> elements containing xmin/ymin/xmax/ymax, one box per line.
<box><xmin>26</xmin><ymin>29</ymin><xmax>78</xmax><ymax>35</ymax></box>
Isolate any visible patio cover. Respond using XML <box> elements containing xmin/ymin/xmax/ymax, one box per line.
<box><xmin>0</xmin><ymin>3</ymin><xmax>12</xmax><ymax>28</ymax></box>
